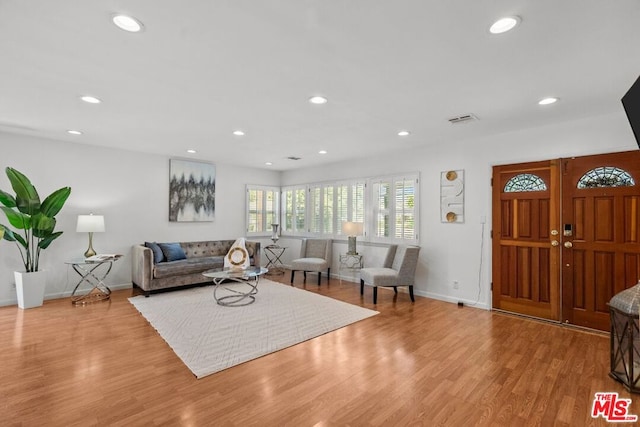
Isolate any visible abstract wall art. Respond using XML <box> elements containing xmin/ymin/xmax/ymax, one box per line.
<box><xmin>169</xmin><ymin>159</ymin><xmax>215</xmax><ymax>222</ymax></box>
<box><xmin>440</xmin><ymin>169</ymin><xmax>464</xmax><ymax>223</ymax></box>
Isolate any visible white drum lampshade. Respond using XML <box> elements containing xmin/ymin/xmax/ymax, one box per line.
<box><xmin>76</xmin><ymin>214</ymin><xmax>105</xmax><ymax>258</ymax></box>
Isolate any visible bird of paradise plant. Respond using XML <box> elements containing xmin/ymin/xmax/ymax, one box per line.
<box><xmin>0</xmin><ymin>167</ymin><xmax>71</xmax><ymax>272</ymax></box>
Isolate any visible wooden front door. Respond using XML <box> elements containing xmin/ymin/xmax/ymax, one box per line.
<box><xmin>561</xmin><ymin>151</ymin><xmax>640</xmax><ymax>330</ymax></box>
<box><xmin>492</xmin><ymin>151</ymin><xmax>640</xmax><ymax>331</ymax></box>
<box><xmin>492</xmin><ymin>160</ymin><xmax>561</xmax><ymax>321</ymax></box>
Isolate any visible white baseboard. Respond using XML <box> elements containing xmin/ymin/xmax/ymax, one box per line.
<box><xmin>331</xmin><ymin>273</ymin><xmax>360</xmax><ymax>284</ymax></box>
<box><xmin>2</xmin><ymin>281</ymin><xmax>489</xmax><ymax>310</ymax></box>
<box><xmin>330</xmin><ymin>274</ymin><xmax>491</xmax><ymax>310</ymax></box>
<box><xmin>0</xmin><ymin>282</ymin><xmax>133</xmax><ymax>308</ymax></box>
<box><xmin>419</xmin><ymin>289</ymin><xmax>490</xmax><ymax>310</ymax></box>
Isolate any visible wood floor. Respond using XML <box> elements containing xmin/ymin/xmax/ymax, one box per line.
<box><xmin>1</xmin><ymin>273</ymin><xmax>636</xmax><ymax>426</ymax></box>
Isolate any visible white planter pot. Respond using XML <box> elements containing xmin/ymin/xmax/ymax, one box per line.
<box><xmin>15</xmin><ymin>270</ymin><xmax>47</xmax><ymax>309</ymax></box>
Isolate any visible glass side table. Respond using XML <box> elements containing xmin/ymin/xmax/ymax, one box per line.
<box><xmin>339</xmin><ymin>253</ymin><xmax>364</xmax><ymax>283</ymax></box>
<box><xmin>66</xmin><ymin>257</ymin><xmax>120</xmax><ymax>305</ymax></box>
<box><xmin>264</xmin><ymin>245</ymin><xmax>286</xmax><ymax>275</ymax></box>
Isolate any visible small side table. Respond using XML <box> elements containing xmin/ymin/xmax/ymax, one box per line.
<box><xmin>66</xmin><ymin>257</ymin><xmax>120</xmax><ymax>305</ymax></box>
<box><xmin>339</xmin><ymin>253</ymin><xmax>364</xmax><ymax>283</ymax></box>
<box><xmin>264</xmin><ymin>245</ymin><xmax>286</xmax><ymax>275</ymax></box>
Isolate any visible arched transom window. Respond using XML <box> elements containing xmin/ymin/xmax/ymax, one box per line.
<box><xmin>503</xmin><ymin>173</ymin><xmax>547</xmax><ymax>193</ymax></box>
<box><xmin>577</xmin><ymin>166</ymin><xmax>635</xmax><ymax>189</ymax></box>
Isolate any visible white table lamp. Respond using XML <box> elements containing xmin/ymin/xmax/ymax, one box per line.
<box><xmin>77</xmin><ymin>214</ymin><xmax>105</xmax><ymax>258</ymax></box>
<box><xmin>342</xmin><ymin>221</ymin><xmax>363</xmax><ymax>255</ymax></box>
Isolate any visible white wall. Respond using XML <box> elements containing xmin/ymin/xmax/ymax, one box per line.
<box><xmin>2</xmin><ymin>111</ymin><xmax>637</xmax><ymax>308</ymax></box>
<box><xmin>0</xmin><ymin>132</ymin><xmax>280</xmax><ymax>306</ymax></box>
<box><xmin>281</xmin><ymin>111</ymin><xmax>639</xmax><ymax>309</ymax></box>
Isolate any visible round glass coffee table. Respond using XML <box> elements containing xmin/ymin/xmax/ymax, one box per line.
<box><xmin>202</xmin><ymin>266</ymin><xmax>268</xmax><ymax>307</ymax></box>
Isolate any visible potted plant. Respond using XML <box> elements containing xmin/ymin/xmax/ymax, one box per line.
<box><xmin>0</xmin><ymin>167</ymin><xmax>71</xmax><ymax>308</ymax></box>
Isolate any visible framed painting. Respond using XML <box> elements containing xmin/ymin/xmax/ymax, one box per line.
<box><xmin>169</xmin><ymin>159</ymin><xmax>215</xmax><ymax>222</ymax></box>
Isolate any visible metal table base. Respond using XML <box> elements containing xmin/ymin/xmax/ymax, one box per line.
<box><xmin>67</xmin><ymin>259</ymin><xmax>117</xmax><ymax>305</ymax></box>
<box><xmin>212</xmin><ymin>276</ymin><xmax>260</xmax><ymax>307</ymax></box>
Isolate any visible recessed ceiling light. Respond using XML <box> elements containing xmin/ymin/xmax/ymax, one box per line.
<box><xmin>397</xmin><ymin>130</ymin><xmax>411</xmax><ymax>137</ymax></box>
<box><xmin>80</xmin><ymin>95</ymin><xmax>101</xmax><ymax>104</ymax></box>
<box><xmin>489</xmin><ymin>16</ymin><xmax>521</xmax><ymax>34</ymax></box>
<box><xmin>112</xmin><ymin>14</ymin><xmax>144</xmax><ymax>32</ymax></box>
<box><xmin>318</xmin><ymin>150</ymin><xmax>327</xmax><ymax>154</ymax></box>
<box><xmin>538</xmin><ymin>97</ymin><xmax>559</xmax><ymax>105</ymax></box>
<box><xmin>67</xmin><ymin>130</ymin><xmax>82</xmax><ymax>135</ymax></box>
<box><xmin>309</xmin><ymin>96</ymin><xmax>328</xmax><ymax>105</ymax></box>
<box><xmin>186</xmin><ymin>149</ymin><xmax>197</xmax><ymax>154</ymax></box>
<box><xmin>265</xmin><ymin>162</ymin><xmax>273</xmax><ymax>166</ymax></box>
<box><xmin>233</xmin><ymin>130</ymin><xmax>245</xmax><ymax>136</ymax></box>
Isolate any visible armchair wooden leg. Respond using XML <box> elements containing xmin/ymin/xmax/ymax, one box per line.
<box><xmin>393</xmin><ymin>286</ymin><xmax>398</xmax><ymax>294</ymax></box>
<box><xmin>290</xmin><ymin>270</ymin><xmax>295</xmax><ymax>284</ymax></box>
<box><xmin>409</xmin><ymin>285</ymin><xmax>415</xmax><ymax>302</ymax></box>
<box><xmin>360</xmin><ymin>279</ymin><xmax>364</xmax><ymax>295</ymax></box>
<box><xmin>317</xmin><ymin>272</ymin><xmax>321</xmax><ymax>286</ymax></box>
<box><xmin>373</xmin><ymin>287</ymin><xmax>378</xmax><ymax>304</ymax></box>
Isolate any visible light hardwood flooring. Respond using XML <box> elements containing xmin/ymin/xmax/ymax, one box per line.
<box><xmin>0</xmin><ymin>273</ymin><xmax>636</xmax><ymax>426</ymax></box>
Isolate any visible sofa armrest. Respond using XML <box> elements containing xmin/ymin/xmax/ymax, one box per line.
<box><xmin>131</xmin><ymin>244</ymin><xmax>153</xmax><ymax>291</ymax></box>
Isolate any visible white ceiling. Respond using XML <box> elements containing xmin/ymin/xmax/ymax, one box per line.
<box><xmin>1</xmin><ymin>1</ymin><xmax>639</xmax><ymax>171</ymax></box>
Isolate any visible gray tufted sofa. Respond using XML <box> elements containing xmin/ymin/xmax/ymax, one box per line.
<box><xmin>131</xmin><ymin>240</ymin><xmax>260</xmax><ymax>296</ymax></box>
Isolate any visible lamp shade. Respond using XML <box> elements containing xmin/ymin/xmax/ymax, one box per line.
<box><xmin>342</xmin><ymin>221</ymin><xmax>363</xmax><ymax>236</ymax></box>
<box><xmin>76</xmin><ymin>214</ymin><xmax>105</xmax><ymax>233</ymax></box>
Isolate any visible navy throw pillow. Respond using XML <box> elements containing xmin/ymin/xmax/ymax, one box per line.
<box><xmin>144</xmin><ymin>241</ymin><xmax>165</xmax><ymax>264</ymax></box>
<box><xmin>158</xmin><ymin>242</ymin><xmax>187</xmax><ymax>262</ymax></box>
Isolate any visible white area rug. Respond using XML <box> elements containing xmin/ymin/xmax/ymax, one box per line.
<box><xmin>128</xmin><ymin>279</ymin><xmax>378</xmax><ymax>378</ymax></box>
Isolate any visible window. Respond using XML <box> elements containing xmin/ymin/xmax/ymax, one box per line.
<box><xmin>323</xmin><ymin>186</ymin><xmax>334</xmax><ymax>234</ymax></box>
<box><xmin>577</xmin><ymin>166</ymin><xmax>635</xmax><ymax>189</ymax></box>
<box><xmin>308</xmin><ymin>184</ymin><xmax>335</xmax><ymax>234</ymax></box>
<box><xmin>335</xmin><ymin>181</ymin><xmax>365</xmax><ymax>235</ymax></box>
<box><xmin>371</xmin><ymin>174</ymin><xmax>418</xmax><ymax>242</ymax></box>
<box><xmin>352</xmin><ymin>182</ymin><xmax>365</xmax><ymax>224</ymax></box>
<box><xmin>372</xmin><ymin>180</ymin><xmax>390</xmax><ymax>238</ymax></box>
<box><xmin>246</xmin><ymin>185</ymin><xmax>279</xmax><ymax>235</ymax></box>
<box><xmin>266</xmin><ymin>174</ymin><xmax>418</xmax><ymax>244</ymax></box>
<box><xmin>394</xmin><ymin>177</ymin><xmax>416</xmax><ymax>239</ymax></box>
<box><xmin>282</xmin><ymin>185</ymin><xmax>306</xmax><ymax>234</ymax></box>
<box><xmin>308</xmin><ymin>185</ymin><xmax>322</xmax><ymax>233</ymax></box>
<box><xmin>503</xmin><ymin>173</ymin><xmax>547</xmax><ymax>192</ymax></box>
<box><xmin>336</xmin><ymin>184</ymin><xmax>349</xmax><ymax>232</ymax></box>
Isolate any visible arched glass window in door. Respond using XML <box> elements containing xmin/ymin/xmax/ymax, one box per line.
<box><xmin>577</xmin><ymin>166</ymin><xmax>635</xmax><ymax>189</ymax></box>
<box><xmin>503</xmin><ymin>173</ymin><xmax>547</xmax><ymax>193</ymax></box>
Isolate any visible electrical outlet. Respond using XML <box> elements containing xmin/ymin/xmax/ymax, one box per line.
<box><xmin>453</xmin><ymin>280</ymin><xmax>459</xmax><ymax>289</ymax></box>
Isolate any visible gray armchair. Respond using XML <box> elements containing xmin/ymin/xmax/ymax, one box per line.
<box><xmin>360</xmin><ymin>245</ymin><xmax>420</xmax><ymax>304</ymax></box>
<box><xmin>290</xmin><ymin>239</ymin><xmax>332</xmax><ymax>286</ymax></box>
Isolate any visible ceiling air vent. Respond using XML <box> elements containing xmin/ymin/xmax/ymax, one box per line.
<box><xmin>448</xmin><ymin>114</ymin><xmax>478</xmax><ymax>124</ymax></box>
<box><xmin>286</xmin><ymin>156</ymin><xmax>302</xmax><ymax>161</ymax></box>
